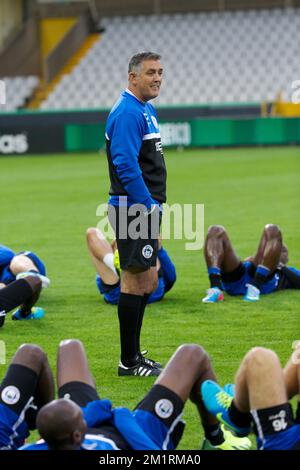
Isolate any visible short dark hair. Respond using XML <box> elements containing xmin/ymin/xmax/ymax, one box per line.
<box><xmin>128</xmin><ymin>52</ymin><xmax>161</xmax><ymax>73</ymax></box>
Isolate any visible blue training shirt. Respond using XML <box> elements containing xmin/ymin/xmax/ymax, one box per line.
<box><xmin>106</xmin><ymin>89</ymin><xmax>166</xmax><ymax>208</ymax></box>
<box><xmin>19</xmin><ymin>399</ymin><xmax>165</xmax><ymax>451</ymax></box>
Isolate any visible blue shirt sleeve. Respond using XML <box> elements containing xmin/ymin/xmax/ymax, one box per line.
<box><xmin>109</xmin><ymin>111</ymin><xmax>154</xmax><ymax>209</ymax></box>
<box><xmin>158</xmin><ymin>247</ymin><xmax>176</xmax><ymax>293</ymax></box>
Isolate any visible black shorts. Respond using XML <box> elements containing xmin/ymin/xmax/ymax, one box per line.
<box><xmin>58</xmin><ymin>381</ymin><xmax>100</xmax><ymax>406</ymax></box>
<box><xmin>108</xmin><ymin>204</ymin><xmax>161</xmax><ymax>270</ymax></box>
<box><xmin>0</xmin><ymin>364</ymin><xmax>39</xmax><ymax>430</ymax></box>
<box><xmin>58</xmin><ymin>381</ymin><xmax>130</xmax><ymax>449</ymax></box>
<box><xmin>58</xmin><ymin>382</ymin><xmax>184</xmax><ymax>450</ymax></box>
<box><xmin>251</xmin><ymin>403</ymin><xmax>300</xmax><ymax>450</ymax></box>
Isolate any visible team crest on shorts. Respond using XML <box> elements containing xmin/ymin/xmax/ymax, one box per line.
<box><xmin>142</xmin><ymin>245</ymin><xmax>153</xmax><ymax>259</ymax></box>
<box><xmin>154</xmin><ymin>399</ymin><xmax>174</xmax><ymax>419</ymax></box>
<box><xmin>1</xmin><ymin>385</ymin><xmax>20</xmax><ymax>405</ymax></box>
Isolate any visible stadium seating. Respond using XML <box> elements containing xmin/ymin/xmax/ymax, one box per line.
<box><xmin>0</xmin><ymin>76</ymin><xmax>39</xmax><ymax>111</ymax></box>
<box><xmin>40</xmin><ymin>8</ymin><xmax>300</xmax><ymax>109</ymax></box>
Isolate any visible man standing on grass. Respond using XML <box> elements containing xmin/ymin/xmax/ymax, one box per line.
<box><xmin>105</xmin><ymin>52</ymin><xmax>167</xmax><ymax>377</ymax></box>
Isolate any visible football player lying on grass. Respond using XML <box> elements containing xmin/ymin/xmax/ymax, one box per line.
<box><xmin>0</xmin><ymin>275</ymin><xmax>44</xmax><ymax>328</ymax></box>
<box><xmin>202</xmin><ymin>224</ymin><xmax>300</xmax><ymax>303</ymax></box>
<box><xmin>14</xmin><ymin>339</ymin><xmax>251</xmax><ymax>450</ymax></box>
<box><xmin>86</xmin><ymin>228</ymin><xmax>176</xmax><ymax>305</ymax></box>
<box><xmin>201</xmin><ymin>344</ymin><xmax>300</xmax><ymax>450</ymax></box>
<box><xmin>0</xmin><ymin>244</ymin><xmax>50</xmax><ymax>322</ymax></box>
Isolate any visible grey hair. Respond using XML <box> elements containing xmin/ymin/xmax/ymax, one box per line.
<box><xmin>128</xmin><ymin>52</ymin><xmax>161</xmax><ymax>73</ymax></box>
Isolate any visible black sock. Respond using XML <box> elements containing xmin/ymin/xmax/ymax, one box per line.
<box><xmin>228</xmin><ymin>401</ymin><xmax>252</xmax><ymax>428</ymax></box>
<box><xmin>203</xmin><ymin>423</ymin><xmax>224</xmax><ymax>445</ymax></box>
<box><xmin>208</xmin><ymin>267</ymin><xmax>222</xmax><ymax>289</ymax></box>
<box><xmin>118</xmin><ymin>293</ymin><xmax>143</xmax><ymax>367</ymax></box>
<box><xmin>18</xmin><ymin>306</ymin><xmax>32</xmax><ymax>318</ymax></box>
<box><xmin>0</xmin><ymin>279</ymin><xmax>33</xmax><ymax>313</ymax></box>
<box><xmin>136</xmin><ymin>294</ymin><xmax>149</xmax><ymax>355</ymax></box>
<box><xmin>252</xmin><ymin>265</ymin><xmax>270</xmax><ymax>289</ymax></box>
<box><xmin>209</xmin><ymin>274</ymin><xmax>222</xmax><ymax>289</ymax></box>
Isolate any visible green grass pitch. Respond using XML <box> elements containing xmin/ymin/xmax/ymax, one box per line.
<box><xmin>0</xmin><ymin>146</ymin><xmax>299</xmax><ymax>449</ymax></box>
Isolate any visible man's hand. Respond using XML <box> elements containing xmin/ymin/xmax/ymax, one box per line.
<box><xmin>111</xmin><ymin>239</ymin><xmax>118</xmax><ymax>252</ymax></box>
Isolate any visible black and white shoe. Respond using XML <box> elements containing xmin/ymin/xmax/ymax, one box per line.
<box><xmin>140</xmin><ymin>350</ymin><xmax>162</xmax><ymax>369</ymax></box>
<box><xmin>118</xmin><ymin>358</ymin><xmax>161</xmax><ymax>377</ymax></box>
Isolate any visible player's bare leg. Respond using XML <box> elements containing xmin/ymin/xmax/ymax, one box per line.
<box><xmin>283</xmin><ymin>345</ymin><xmax>300</xmax><ymax>400</ymax></box>
<box><xmin>156</xmin><ymin>344</ymin><xmax>250</xmax><ymax>449</ymax></box>
<box><xmin>203</xmin><ymin>225</ymin><xmax>240</xmax><ymax>303</ymax></box>
<box><xmin>121</xmin><ymin>267</ymin><xmax>157</xmax><ymax>296</ymax></box>
<box><xmin>10</xmin><ymin>254</ymin><xmax>50</xmax><ymax>289</ymax></box>
<box><xmin>86</xmin><ymin>228</ymin><xmax>119</xmax><ymax>285</ymax></box>
<box><xmin>244</xmin><ymin>224</ymin><xmax>282</xmax><ymax>301</ymax></box>
<box><xmin>204</xmin><ymin>225</ymin><xmax>240</xmax><ymax>272</ymax></box>
<box><xmin>157</xmin><ymin>344</ymin><xmax>218</xmax><ymax>423</ymax></box>
<box><xmin>252</xmin><ymin>224</ymin><xmax>282</xmax><ymax>273</ymax></box>
<box><xmin>8</xmin><ymin>343</ymin><xmax>55</xmax><ymax>425</ymax></box>
<box><xmin>201</xmin><ymin>347</ymin><xmax>287</xmax><ymax>441</ymax></box>
<box><xmin>9</xmin><ymin>254</ymin><xmax>37</xmax><ymax>275</ymax></box>
<box><xmin>234</xmin><ymin>347</ymin><xmax>286</xmax><ymax>412</ymax></box>
<box><xmin>57</xmin><ymin>339</ymin><xmax>96</xmax><ymax>390</ymax></box>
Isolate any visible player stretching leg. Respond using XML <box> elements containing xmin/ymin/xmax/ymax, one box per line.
<box><xmin>202</xmin><ymin>224</ymin><xmax>293</xmax><ymax>303</ymax></box>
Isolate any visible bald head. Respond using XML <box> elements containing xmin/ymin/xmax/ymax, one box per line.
<box><xmin>37</xmin><ymin>399</ymin><xmax>87</xmax><ymax>450</ymax></box>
